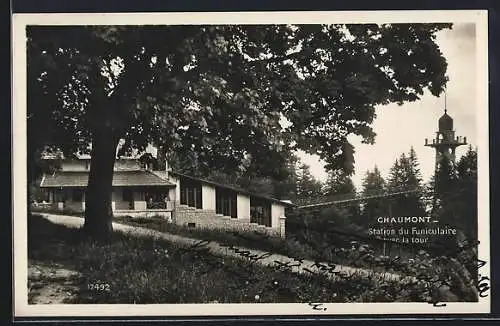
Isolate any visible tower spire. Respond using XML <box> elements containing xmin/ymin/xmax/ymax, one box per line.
<box><xmin>444</xmin><ymin>89</ymin><xmax>447</xmax><ymax>114</ymax></box>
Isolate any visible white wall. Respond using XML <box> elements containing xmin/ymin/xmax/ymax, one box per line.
<box><xmin>60</xmin><ymin>160</ymin><xmax>89</xmax><ymax>171</ymax></box>
<box><xmin>271</xmin><ymin>203</ymin><xmax>285</xmax><ymax>228</ymax></box>
<box><xmin>237</xmin><ymin>194</ymin><xmax>251</xmax><ymax>222</ymax></box>
<box><xmin>133</xmin><ymin>191</ymin><xmax>146</xmax><ymax>210</ymax></box>
<box><xmin>169</xmin><ymin>175</ymin><xmax>181</xmax><ymax>203</ymax></box>
<box><xmin>60</xmin><ymin>158</ymin><xmax>148</xmax><ymax>172</ymax></box>
<box><xmin>133</xmin><ymin>201</ymin><xmax>147</xmax><ymax>210</ymax></box>
<box><xmin>114</xmin><ymin>159</ymin><xmax>142</xmax><ymax>171</ymax></box>
<box><xmin>202</xmin><ymin>184</ymin><xmax>216</xmax><ymax>210</ymax></box>
<box><xmin>168</xmin><ymin>187</ymin><xmax>176</xmax><ymax>202</ymax></box>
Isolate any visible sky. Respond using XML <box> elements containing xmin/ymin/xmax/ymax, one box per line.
<box><xmin>298</xmin><ymin>23</ymin><xmax>478</xmax><ymax>189</ymax></box>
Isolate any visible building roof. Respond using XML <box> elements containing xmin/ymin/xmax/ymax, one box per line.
<box><xmin>169</xmin><ymin>171</ymin><xmax>296</xmax><ymax>207</ymax></box>
<box><xmin>37</xmin><ymin>157</ymin><xmax>294</xmax><ymax>206</ymax></box>
<box><xmin>40</xmin><ymin>170</ymin><xmax>176</xmax><ymax>188</ymax></box>
<box><xmin>439</xmin><ymin>109</ymin><xmax>453</xmax><ymax>131</ymax></box>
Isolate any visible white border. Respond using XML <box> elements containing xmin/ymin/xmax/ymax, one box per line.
<box><xmin>12</xmin><ymin>10</ymin><xmax>490</xmax><ymax>317</ymax></box>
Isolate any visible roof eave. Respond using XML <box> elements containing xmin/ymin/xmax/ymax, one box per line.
<box><xmin>169</xmin><ymin>170</ymin><xmax>295</xmax><ymax>206</ymax></box>
<box><xmin>40</xmin><ymin>183</ymin><xmax>176</xmax><ymax>188</ymax></box>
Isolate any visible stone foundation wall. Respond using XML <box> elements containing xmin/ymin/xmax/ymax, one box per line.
<box><xmin>174</xmin><ymin>204</ymin><xmax>280</xmax><ymax>237</ymax></box>
<box><xmin>114</xmin><ymin>209</ymin><xmax>172</xmax><ymax>220</ymax></box>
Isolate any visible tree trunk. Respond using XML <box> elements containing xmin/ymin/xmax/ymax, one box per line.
<box><xmin>83</xmin><ymin>129</ymin><xmax>120</xmax><ymax>240</ymax></box>
<box><xmin>157</xmin><ymin>145</ymin><xmax>166</xmax><ymax>171</ymax></box>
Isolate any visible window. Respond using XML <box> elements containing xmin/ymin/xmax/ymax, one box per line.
<box><xmin>122</xmin><ymin>188</ymin><xmax>133</xmax><ymax>202</ymax></box>
<box><xmin>216</xmin><ymin>193</ymin><xmax>221</xmax><ymax>214</ymax></box>
<box><xmin>180</xmin><ymin>177</ymin><xmax>203</xmax><ymax>209</ymax></box>
<box><xmin>180</xmin><ymin>185</ymin><xmax>186</xmax><ymax>205</ymax></box>
<box><xmin>72</xmin><ymin>188</ymin><xmax>83</xmax><ymax>202</ymax></box>
<box><xmin>195</xmin><ymin>187</ymin><xmax>202</xmax><ymax>209</ymax></box>
<box><xmin>250</xmin><ymin>197</ymin><xmax>272</xmax><ymax>226</ymax></box>
<box><xmin>187</xmin><ymin>188</ymin><xmax>195</xmax><ymax>206</ymax></box>
<box><xmin>230</xmin><ymin>195</ymin><xmax>237</xmax><ymax>218</ymax></box>
<box><xmin>215</xmin><ymin>187</ymin><xmax>237</xmax><ymax>218</ymax></box>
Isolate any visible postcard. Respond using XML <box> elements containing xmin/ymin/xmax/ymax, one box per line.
<box><xmin>12</xmin><ymin>9</ymin><xmax>490</xmax><ymax>318</ymax></box>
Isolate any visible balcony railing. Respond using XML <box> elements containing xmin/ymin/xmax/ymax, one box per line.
<box><xmin>146</xmin><ymin>201</ymin><xmax>173</xmax><ymax>210</ymax></box>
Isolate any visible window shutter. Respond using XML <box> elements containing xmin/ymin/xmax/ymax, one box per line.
<box><xmin>180</xmin><ymin>180</ymin><xmax>187</xmax><ymax>205</ymax></box>
<box><xmin>196</xmin><ymin>187</ymin><xmax>203</xmax><ymax>209</ymax></box>
<box><xmin>230</xmin><ymin>194</ymin><xmax>237</xmax><ymax>218</ymax></box>
<box><xmin>216</xmin><ymin>189</ymin><xmax>222</xmax><ymax>214</ymax></box>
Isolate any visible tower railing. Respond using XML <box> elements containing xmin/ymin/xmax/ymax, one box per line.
<box><xmin>425</xmin><ymin>136</ymin><xmax>467</xmax><ymax>146</ymax></box>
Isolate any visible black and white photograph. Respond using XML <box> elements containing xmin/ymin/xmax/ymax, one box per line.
<box><xmin>12</xmin><ymin>10</ymin><xmax>490</xmax><ymax>317</ymax></box>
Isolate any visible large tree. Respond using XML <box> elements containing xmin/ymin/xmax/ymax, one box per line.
<box><xmin>454</xmin><ymin>146</ymin><xmax>478</xmax><ymax>241</ymax></box>
<box><xmin>386</xmin><ymin>149</ymin><xmax>426</xmax><ymax>216</ymax></box>
<box><xmin>323</xmin><ymin>170</ymin><xmax>356</xmax><ymax>198</ymax></box>
<box><xmin>27</xmin><ymin>23</ymin><xmax>451</xmax><ymax>238</ymax></box>
<box><xmin>295</xmin><ymin>163</ymin><xmax>324</xmax><ymax>201</ymax></box>
<box><xmin>432</xmin><ymin>146</ymin><xmax>477</xmax><ymax>243</ymax></box>
<box><xmin>323</xmin><ymin>169</ymin><xmax>362</xmax><ymax>227</ymax></box>
<box><xmin>361</xmin><ymin>166</ymin><xmax>388</xmax><ymax>226</ymax></box>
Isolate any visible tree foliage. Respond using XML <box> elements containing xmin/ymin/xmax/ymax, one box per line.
<box><xmin>323</xmin><ymin>170</ymin><xmax>362</xmax><ymax>227</ymax></box>
<box><xmin>27</xmin><ymin>23</ymin><xmax>451</xmax><ymax>237</ymax></box>
<box><xmin>361</xmin><ymin>166</ymin><xmax>388</xmax><ymax>226</ymax></box>
<box><xmin>387</xmin><ymin>147</ymin><xmax>426</xmax><ymax>216</ymax></box>
<box><xmin>295</xmin><ymin>163</ymin><xmax>323</xmax><ymax>201</ymax></box>
<box><xmin>454</xmin><ymin>146</ymin><xmax>478</xmax><ymax>240</ymax></box>
<box><xmin>29</xmin><ymin>24</ymin><xmax>451</xmax><ymax>172</ymax></box>
<box><xmin>434</xmin><ymin>154</ymin><xmax>457</xmax><ymax>210</ymax></box>
<box><xmin>432</xmin><ymin>146</ymin><xmax>477</xmax><ymax>242</ymax></box>
<box><xmin>323</xmin><ymin>170</ymin><xmax>356</xmax><ymax>197</ymax></box>
<box><xmin>159</xmin><ymin>145</ymin><xmax>299</xmax><ymax>199</ymax></box>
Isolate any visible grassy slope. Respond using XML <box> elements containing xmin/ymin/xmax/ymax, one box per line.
<box><xmin>29</xmin><ymin>214</ymin><xmax>412</xmax><ymax>304</ymax></box>
<box><xmin>112</xmin><ymin>215</ymin><xmax>410</xmax><ymax>274</ymax></box>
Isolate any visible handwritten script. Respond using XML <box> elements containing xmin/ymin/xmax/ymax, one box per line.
<box><xmin>174</xmin><ymin>234</ymin><xmax>487</xmax><ymax>310</ymax></box>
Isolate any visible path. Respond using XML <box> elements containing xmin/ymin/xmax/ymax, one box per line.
<box><xmin>39</xmin><ymin>213</ymin><xmax>404</xmax><ymax>283</ymax></box>
<box><xmin>28</xmin><ymin>261</ymin><xmax>83</xmax><ymax>304</ymax></box>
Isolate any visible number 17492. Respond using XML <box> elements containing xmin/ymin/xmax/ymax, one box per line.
<box><xmin>87</xmin><ymin>282</ymin><xmax>111</xmax><ymax>292</ymax></box>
